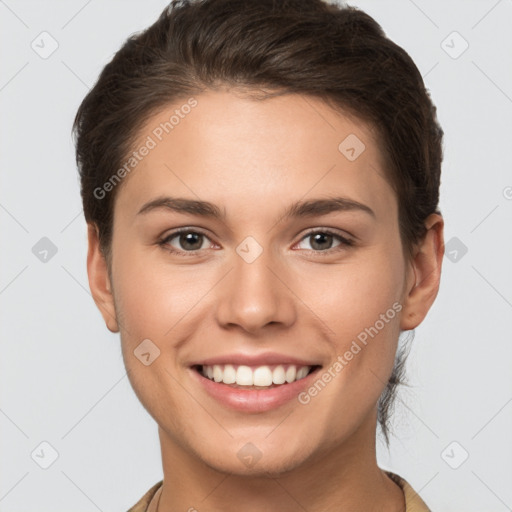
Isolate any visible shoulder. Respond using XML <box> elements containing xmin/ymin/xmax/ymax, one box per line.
<box><xmin>385</xmin><ymin>471</ymin><xmax>432</xmax><ymax>512</ymax></box>
<box><xmin>127</xmin><ymin>475</ymin><xmax>430</xmax><ymax>512</ymax></box>
<box><xmin>126</xmin><ymin>480</ymin><xmax>163</xmax><ymax>512</ymax></box>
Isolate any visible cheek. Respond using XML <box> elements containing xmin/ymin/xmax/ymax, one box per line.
<box><xmin>111</xmin><ymin>244</ymin><xmax>207</xmax><ymax>341</ymax></box>
<box><xmin>110</xmin><ymin>247</ymin><xmax>202</xmax><ymax>423</ymax></box>
<box><xmin>299</xmin><ymin>244</ymin><xmax>404</xmax><ymax>344</ymax></box>
<box><xmin>301</xmin><ymin>245</ymin><xmax>405</xmax><ymax>405</ymax></box>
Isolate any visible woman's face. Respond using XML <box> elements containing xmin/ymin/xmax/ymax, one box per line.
<box><xmin>96</xmin><ymin>89</ymin><xmax>419</xmax><ymax>474</ymax></box>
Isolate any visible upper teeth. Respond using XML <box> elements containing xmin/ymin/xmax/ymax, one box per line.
<box><xmin>201</xmin><ymin>364</ymin><xmax>311</xmax><ymax>387</ymax></box>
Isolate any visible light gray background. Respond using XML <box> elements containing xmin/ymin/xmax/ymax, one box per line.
<box><xmin>1</xmin><ymin>0</ymin><xmax>511</xmax><ymax>510</ymax></box>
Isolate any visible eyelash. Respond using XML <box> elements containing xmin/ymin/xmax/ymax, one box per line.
<box><xmin>157</xmin><ymin>227</ymin><xmax>354</xmax><ymax>257</ymax></box>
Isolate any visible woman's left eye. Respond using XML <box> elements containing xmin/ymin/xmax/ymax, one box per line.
<box><xmin>295</xmin><ymin>230</ymin><xmax>353</xmax><ymax>253</ymax></box>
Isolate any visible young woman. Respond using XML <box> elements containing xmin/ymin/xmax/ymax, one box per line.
<box><xmin>73</xmin><ymin>0</ymin><xmax>444</xmax><ymax>510</ymax></box>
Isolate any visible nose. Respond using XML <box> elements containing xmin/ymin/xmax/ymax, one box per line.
<box><xmin>215</xmin><ymin>244</ymin><xmax>297</xmax><ymax>334</ymax></box>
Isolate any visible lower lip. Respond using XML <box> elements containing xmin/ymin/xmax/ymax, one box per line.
<box><xmin>190</xmin><ymin>367</ymin><xmax>321</xmax><ymax>413</ymax></box>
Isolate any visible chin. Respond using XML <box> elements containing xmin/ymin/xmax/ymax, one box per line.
<box><xmin>188</xmin><ymin>433</ymin><xmax>318</xmax><ymax>477</ymax></box>
<box><xmin>207</xmin><ymin>450</ymin><xmax>311</xmax><ymax>478</ymax></box>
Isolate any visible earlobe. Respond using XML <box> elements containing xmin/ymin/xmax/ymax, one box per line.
<box><xmin>86</xmin><ymin>223</ymin><xmax>119</xmax><ymax>333</ymax></box>
<box><xmin>400</xmin><ymin>213</ymin><xmax>444</xmax><ymax>331</ymax></box>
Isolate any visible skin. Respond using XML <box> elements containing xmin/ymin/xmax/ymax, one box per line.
<box><xmin>87</xmin><ymin>89</ymin><xmax>444</xmax><ymax>511</ymax></box>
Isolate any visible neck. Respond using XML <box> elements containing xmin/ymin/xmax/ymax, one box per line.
<box><xmin>156</xmin><ymin>411</ymin><xmax>404</xmax><ymax>512</ymax></box>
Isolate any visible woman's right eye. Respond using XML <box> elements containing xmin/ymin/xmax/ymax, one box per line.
<box><xmin>158</xmin><ymin>229</ymin><xmax>213</xmax><ymax>256</ymax></box>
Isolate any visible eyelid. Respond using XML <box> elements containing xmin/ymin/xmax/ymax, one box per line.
<box><xmin>297</xmin><ymin>227</ymin><xmax>353</xmax><ymax>241</ymax></box>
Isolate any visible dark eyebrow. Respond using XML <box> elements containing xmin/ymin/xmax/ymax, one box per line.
<box><xmin>137</xmin><ymin>195</ymin><xmax>375</xmax><ymax>221</ymax></box>
<box><xmin>283</xmin><ymin>196</ymin><xmax>375</xmax><ymax>220</ymax></box>
<box><xmin>138</xmin><ymin>196</ymin><xmax>225</xmax><ymax>219</ymax></box>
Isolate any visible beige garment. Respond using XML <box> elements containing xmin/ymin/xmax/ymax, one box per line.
<box><xmin>385</xmin><ymin>471</ymin><xmax>432</xmax><ymax>511</ymax></box>
<box><xmin>127</xmin><ymin>472</ymin><xmax>431</xmax><ymax>511</ymax></box>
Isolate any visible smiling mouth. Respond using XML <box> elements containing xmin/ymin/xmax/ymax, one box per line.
<box><xmin>192</xmin><ymin>364</ymin><xmax>321</xmax><ymax>390</ymax></box>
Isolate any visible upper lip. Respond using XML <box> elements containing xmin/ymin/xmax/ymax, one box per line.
<box><xmin>191</xmin><ymin>352</ymin><xmax>322</xmax><ymax>367</ymax></box>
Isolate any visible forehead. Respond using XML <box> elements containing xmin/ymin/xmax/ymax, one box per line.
<box><xmin>115</xmin><ymin>89</ymin><xmax>395</xmax><ymax>220</ymax></box>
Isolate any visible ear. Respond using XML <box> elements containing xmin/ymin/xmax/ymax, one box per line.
<box><xmin>400</xmin><ymin>213</ymin><xmax>444</xmax><ymax>331</ymax></box>
<box><xmin>86</xmin><ymin>223</ymin><xmax>119</xmax><ymax>333</ymax></box>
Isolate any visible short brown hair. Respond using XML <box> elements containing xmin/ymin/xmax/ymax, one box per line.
<box><xmin>72</xmin><ymin>0</ymin><xmax>443</xmax><ymax>444</ymax></box>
